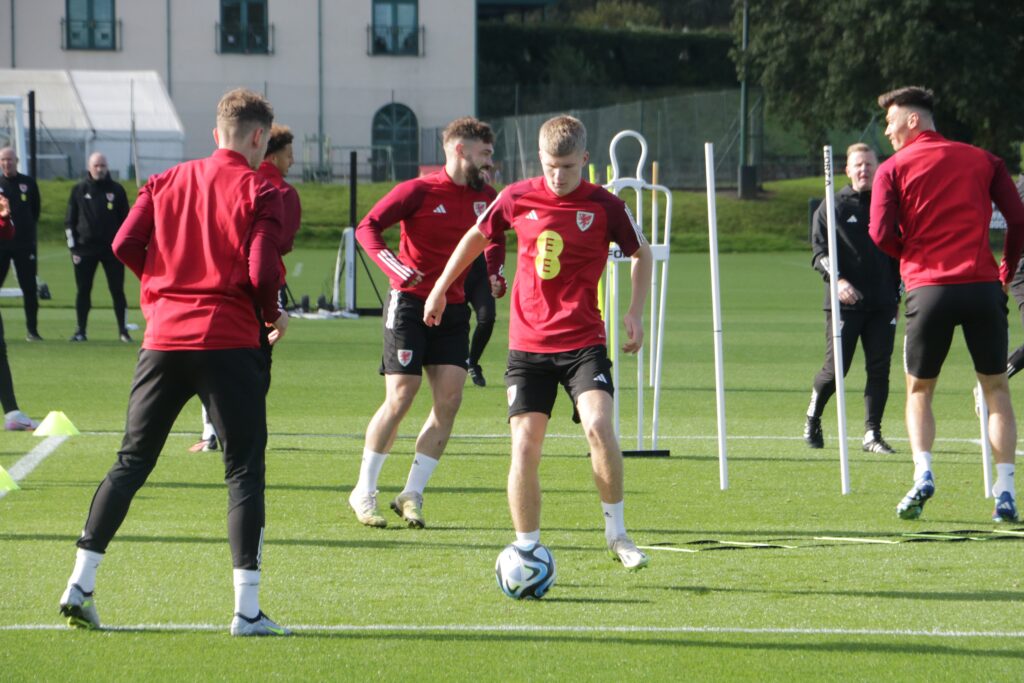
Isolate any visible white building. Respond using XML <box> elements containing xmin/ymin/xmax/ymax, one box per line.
<box><xmin>0</xmin><ymin>0</ymin><xmax>478</xmax><ymax>180</ymax></box>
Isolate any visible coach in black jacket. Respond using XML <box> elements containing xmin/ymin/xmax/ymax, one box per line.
<box><xmin>803</xmin><ymin>143</ymin><xmax>901</xmax><ymax>454</ymax></box>
<box><xmin>0</xmin><ymin>147</ymin><xmax>42</xmax><ymax>341</ymax></box>
<box><xmin>65</xmin><ymin>152</ymin><xmax>130</xmax><ymax>342</ymax></box>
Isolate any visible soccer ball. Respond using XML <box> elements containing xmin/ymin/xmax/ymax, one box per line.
<box><xmin>495</xmin><ymin>541</ymin><xmax>556</xmax><ymax>599</ymax></box>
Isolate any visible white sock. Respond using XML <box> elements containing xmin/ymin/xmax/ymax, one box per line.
<box><xmin>68</xmin><ymin>548</ymin><xmax>103</xmax><ymax>594</ymax></box>
<box><xmin>201</xmin><ymin>405</ymin><xmax>216</xmax><ymax>440</ymax></box>
<box><xmin>602</xmin><ymin>501</ymin><xmax>626</xmax><ymax>543</ymax></box>
<box><xmin>993</xmin><ymin>463</ymin><xmax>1016</xmax><ymax>498</ymax></box>
<box><xmin>403</xmin><ymin>453</ymin><xmax>439</xmax><ymax>495</ymax></box>
<box><xmin>233</xmin><ymin>568</ymin><xmax>260</xmax><ymax>619</ymax></box>
<box><xmin>912</xmin><ymin>451</ymin><xmax>932</xmax><ymax>480</ymax></box>
<box><xmin>515</xmin><ymin>529</ymin><xmax>540</xmax><ymax>546</ymax></box>
<box><xmin>355</xmin><ymin>448</ymin><xmax>388</xmax><ymax>493</ymax></box>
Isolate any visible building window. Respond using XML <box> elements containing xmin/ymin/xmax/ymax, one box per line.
<box><xmin>64</xmin><ymin>0</ymin><xmax>117</xmax><ymax>50</ymax></box>
<box><xmin>369</xmin><ymin>0</ymin><xmax>421</xmax><ymax>56</ymax></box>
<box><xmin>219</xmin><ymin>0</ymin><xmax>271</xmax><ymax>55</ymax></box>
<box><xmin>372</xmin><ymin>103</ymin><xmax>418</xmax><ymax>181</ymax></box>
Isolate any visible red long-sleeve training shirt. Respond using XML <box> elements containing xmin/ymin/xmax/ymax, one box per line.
<box><xmin>870</xmin><ymin>130</ymin><xmax>1024</xmax><ymax>291</ymax></box>
<box><xmin>356</xmin><ymin>169</ymin><xmax>502</xmax><ymax>303</ymax></box>
<box><xmin>113</xmin><ymin>149</ymin><xmax>284</xmax><ymax>351</ymax></box>
<box><xmin>257</xmin><ymin>160</ymin><xmax>301</xmax><ymax>286</ymax></box>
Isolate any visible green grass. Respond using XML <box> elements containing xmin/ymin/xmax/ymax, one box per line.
<box><xmin>35</xmin><ymin>176</ymin><xmax>826</xmax><ymax>254</ymax></box>
<box><xmin>1</xmin><ymin>247</ymin><xmax>1022</xmax><ymax>679</ymax></box>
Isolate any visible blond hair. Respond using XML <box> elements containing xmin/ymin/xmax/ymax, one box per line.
<box><xmin>216</xmin><ymin>88</ymin><xmax>274</xmax><ymax>132</ymax></box>
<box><xmin>539</xmin><ymin>115</ymin><xmax>587</xmax><ymax>157</ymax></box>
<box><xmin>846</xmin><ymin>142</ymin><xmax>876</xmax><ymax>157</ymax></box>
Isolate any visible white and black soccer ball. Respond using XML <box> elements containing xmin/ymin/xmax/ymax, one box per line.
<box><xmin>495</xmin><ymin>541</ymin><xmax>556</xmax><ymax>599</ymax></box>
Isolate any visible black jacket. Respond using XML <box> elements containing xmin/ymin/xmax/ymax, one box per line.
<box><xmin>811</xmin><ymin>184</ymin><xmax>900</xmax><ymax>311</ymax></box>
<box><xmin>0</xmin><ymin>172</ymin><xmax>40</xmax><ymax>249</ymax></box>
<box><xmin>65</xmin><ymin>174</ymin><xmax>130</xmax><ymax>253</ymax></box>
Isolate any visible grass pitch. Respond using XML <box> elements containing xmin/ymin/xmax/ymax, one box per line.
<box><xmin>1</xmin><ymin>247</ymin><xmax>1023</xmax><ymax>680</ymax></box>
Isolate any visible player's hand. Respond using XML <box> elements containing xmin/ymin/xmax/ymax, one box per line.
<box><xmin>489</xmin><ymin>273</ymin><xmax>507</xmax><ymax>298</ymax></box>
<box><xmin>267</xmin><ymin>308</ymin><xmax>289</xmax><ymax>345</ymax></box>
<box><xmin>401</xmin><ymin>268</ymin><xmax>425</xmax><ymax>289</ymax></box>
<box><xmin>0</xmin><ymin>195</ymin><xmax>9</xmax><ymax>218</ymax></box>
<box><xmin>837</xmin><ymin>278</ymin><xmax>862</xmax><ymax>305</ymax></box>
<box><xmin>423</xmin><ymin>289</ymin><xmax>447</xmax><ymax>326</ymax></box>
<box><xmin>621</xmin><ymin>311</ymin><xmax>644</xmax><ymax>354</ymax></box>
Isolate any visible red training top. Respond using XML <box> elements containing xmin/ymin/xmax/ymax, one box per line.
<box><xmin>356</xmin><ymin>169</ymin><xmax>502</xmax><ymax>303</ymax></box>
<box><xmin>0</xmin><ymin>214</ymin><xmax>12</xmax><ymax>240</ymax></box>
<box><xmin>257</xmin><ymin>159</ymin><xmax>301</xmax><ymax>286</ymax></box>
<box><xmin>476</xmin><ymin>177</ymin><xmax>645</xmax><ymax>353</ymax></box>
<box><xmin>870</xmin><ymin>130</ymin><xmax>1024</xmax><ymax>291</ymax></box>
<box><xmin>113</xmin><ymin>149</ymin><xmax>284</xmax><ymax>351</ymax></box>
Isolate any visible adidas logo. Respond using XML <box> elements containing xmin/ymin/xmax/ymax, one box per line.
<box><xmin>846</xmin><ymin>215</ymin><xmax>858</xmax><ymax>223</ymax></box>
<box><xmin>433</xmin><ymin>204</ymin><xmax>447</xmax><ymax>214</ymax></box>
<box><xmin>526</xmin><ymin>210</ymin><xmax>539</xmax><ymax>220</ymax></box>
<box><xmin>594</xmin><ymin>373</ymin><xmax>609</xmax><ymax>384</ymax></box>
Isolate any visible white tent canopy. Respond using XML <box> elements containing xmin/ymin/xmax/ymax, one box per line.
<box><xmin>0</xmin><ymin>69</ymin><xmax>184</xmax><ymax>180</ymax></box>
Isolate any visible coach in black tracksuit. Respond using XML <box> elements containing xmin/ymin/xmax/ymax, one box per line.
<box><xmin>1005</xmin><ymin>177</ymin><xmax>1024</xmax><ymax>378</ymax></box>
<box><xmin>0</xmin><ymin>147</ymin><xmax>42</xmax><ymax>341</ymax></box>
<box><xmin>804</xmin><ymin>143</ymin><xmax>901</xmax><ymax>454</ymax></box>
<box><xmin>65</xmin><ymin>152</ymin><xmax>130</xmax><ymax>342</ymax></box>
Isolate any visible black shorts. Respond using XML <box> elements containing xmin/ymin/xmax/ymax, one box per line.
<box><xmin>903</xmin><ymin>282</ymin><xmax>1008</xmax><ymax>379</ymax></box>
<box><xmin>505</xmin><ymin>345</ymin><xmax>614</xmax><ymax>422</ymax></box>
<box><xmin>380</xmin><ymin>289</ymin><xmax>470</xmax><ymax>375</ymax></box>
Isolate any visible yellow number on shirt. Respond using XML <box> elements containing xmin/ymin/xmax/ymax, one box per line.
<box><xmin>535</xmin><ymin>230</ymin><xmax>563</xmax><ymax>280</ymax></box>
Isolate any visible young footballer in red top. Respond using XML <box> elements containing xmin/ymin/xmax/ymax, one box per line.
<box><xmin>870</xmin><ymin>86</ymin><xmax>1024</xmax><ymax>523</ymax></box>
<box><xmin>193</xmin><ymin>124</ymin><xmax>301</xmax><ymax>453</ymax></box>
<box><xmin>425</xmin><ymin>115</ymin><xmax>654</xmax><ymax>571</ymax></box>
<box><xmin>59</xmin><ymin>88</ymin><xmax>292</xmax><ymax>636</ymax></box>
<box><xmin>348</xmin><ymin>117</ymin><xmax>506</xmax><ymax>529</ymax></box>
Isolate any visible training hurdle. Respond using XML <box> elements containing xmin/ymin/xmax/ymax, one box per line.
<box><xmin>602</xmin><ymin>130</ymin><xmax>671</xmax><ymax>458</ymax></box>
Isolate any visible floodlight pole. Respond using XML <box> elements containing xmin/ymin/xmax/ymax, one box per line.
<box><xmin>823</xmin><ymin>146</ymin><xmax>851</xmax><ymax>495</ymax></box>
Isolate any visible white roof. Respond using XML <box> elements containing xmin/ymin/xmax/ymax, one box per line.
<box><xmin>0</xmin><ymin>69</ymin><xmax>183</xmax><ymax>135</ymax></box>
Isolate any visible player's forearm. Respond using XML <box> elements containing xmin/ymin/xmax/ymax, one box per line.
<box><xmin>435</xmin><ymin>227</ymin><xmax>490</xmax><ymax>297</ymax></box>
<box><xmin>626</xmin><ymin>243</ymin><xmax>653</xmax><ymax>318</ymax></box>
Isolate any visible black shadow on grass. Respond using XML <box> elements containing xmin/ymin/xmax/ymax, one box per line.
<box><xmin>656</xmin><ymin>584</ymin><xmax>1024</xmax><ymax>603</ymax></box>
<box><xmin>270</xmin><ymin>631</ymin><xmax>1024</xmax><ymax>658</ymax></box>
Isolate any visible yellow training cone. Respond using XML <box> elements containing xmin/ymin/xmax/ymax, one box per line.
<box><xmin>0</xmin><ymin>464</ymin><xmax>18</xmax><ymax>491</ymax></box>
<box><xmin>33</xmin><ymin>411</ymin><xmax>80</xmax><ymax>437</ymax></box>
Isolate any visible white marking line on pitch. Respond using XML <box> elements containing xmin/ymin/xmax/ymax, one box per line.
<box><xmin>0</xmin><ymin>436</ymin><xmax>68</xmax><ymax>500</ymax></box>
<box><xmin>638</xmin><ymin>545</ymin><xmax>700</xmax><ymax>553</ymax></box>
<box><xmin>3</xmin><ymin>623</ymin><xmax>1024</xmax><ymax>639</ymax></box>
<box><xmin>814</xmin><ymin>536</ymin><xmax>900</xmax><ymax>545</ymax></box>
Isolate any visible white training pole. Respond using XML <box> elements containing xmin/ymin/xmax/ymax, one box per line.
<box><xmin>822</xmin><ymin>146</ymin><xmax>851</xmax><ymax>495</ymax></box>
<box><xmin>977</xmin><ymin>381</ymin><xmax>993</xmax><ymax>498</ymax></box>
<box><xmin>704</xmin><ymin>143</ymin><xmax>728</xmax><ymax>490</ymax></box>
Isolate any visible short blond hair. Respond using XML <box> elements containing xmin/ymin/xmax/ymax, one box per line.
<box><xmin>846</xmin><ymin>142</ymin><xmax>876</xmax><ymax>157</ymax></box>
<box><xmin>539</xmin><ymin>115</ymin><xmax>587</xmax><ymax>157</ymax></box>
<box><xmin>216</xmin><ymin>88</ymin><xmax>274</xmax><ymax>132</ymax></box>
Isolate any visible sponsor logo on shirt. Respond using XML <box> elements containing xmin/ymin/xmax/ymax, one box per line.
<box><xmin>473</xmin><ymin>201</ymin><xmax>487</xmax><ymax>216</ymax></box>
<box><xmin>397</xmin><ymin>349</ymin><xmax>413</xmax><ymax>367</ymax></box>
<box><xmin>507</xmin><ymin>384</ymin><xmax>517</xmax><ymax>406</ymax></box>
<box><xmin>525</xmin><ymin>209</ymin><xmax>539</xmax><ymax>220</ymax></box>
<box><xmin>577</xmin><ymin>211</ymin><xmax>595</xmax><ymax>232</ymax></box>
<box><xmin>846</xmin><ymin>215</ymin><xmax>858</xmax><ymax>223</ymax></box>
<box><xmin>433</xmin><ymin>204</ymin><xmax>447</xmax><ymax>214</ymax></box>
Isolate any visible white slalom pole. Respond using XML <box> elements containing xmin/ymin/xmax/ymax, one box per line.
<box><xmin>704</xmin><ymin>143</ymin><xmax>728</xmax><ymax>490</ymax></box>
<box><xmin>823</xmin><ymin>146</ymin><xmax>851</xmax><ymax>495</ymax></box>
<box><xmin>977</xmin><ymin>381</ymin><xmax>993</xmax><ymax>498</ymax></box>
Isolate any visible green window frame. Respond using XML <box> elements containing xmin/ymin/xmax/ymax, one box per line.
<box><xmin>370</xmin><ymin>0</ymin><xmax>419</xmax><ymax>56</ymax></box>
<box><xmin>219</xmin><ymin>0</ymin><xmax>270</xmax><ymax>55</ymax></box>
<box><xmin>65</xmin><ymin>0</ymin><xmax>117</xmax><ymax>51</ymax></box>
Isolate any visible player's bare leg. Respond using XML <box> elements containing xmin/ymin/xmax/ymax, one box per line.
<box><xmin>391</xmin><ymin>363</ymin><xmax>468</xmax><ymax>527</ymax></box>
<box><xmin>897</xmin><ymin>374</ymin><xmax>937</xmax><ymax>519</ymax></box>
<box><xmin>977</xmin><ymin>371</ymin><xmax>1018</xmax><ymax>521</ymax></box>
<box><xmin>508</xmin><ymin>412</ymin><xmax>547</xmax><ymax>536</ymax></box>
<box><xmin>577</xmin><ymin>389</ymin><xmax>647</xmax><ymax>570</ymax></box>
<box><xmin>350</xmin><ymin>374</ymin><xmax>421</xmax><ymax>528</ymax></box>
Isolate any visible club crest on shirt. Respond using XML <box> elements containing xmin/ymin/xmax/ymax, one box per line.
<box><xmin>18</xmin><ymin>183</ymin><xmax>27</xmax><ymax>193</ymax></box>
<box><xmin>473</xmin><ymin>201</ymin><xmax>487</xmax><ymax>216</ymax></box>
<box><xmin>397</xmin><ymin>349</ymin><xmax>413</xmax><ymax>367</ymax></box>
<box><xmin>576</xmin><ymin>211</ymin><xmax>595</xmax><ymax>232</ymax></box>
<box><xmin>507</xmin><ymin>384</ymin><xmax>517</xmax><ymax>406</ymax></box>
<box><xmin>106</xmin><ymin>193</ymin><xmax>115</xmax><ymax>202</ymax></box>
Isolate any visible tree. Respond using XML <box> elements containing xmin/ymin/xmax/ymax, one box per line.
<box><xmin>735</xmin><ymin>0</ymin><xmax>1024</xmax><ymax>165</ymax></box>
